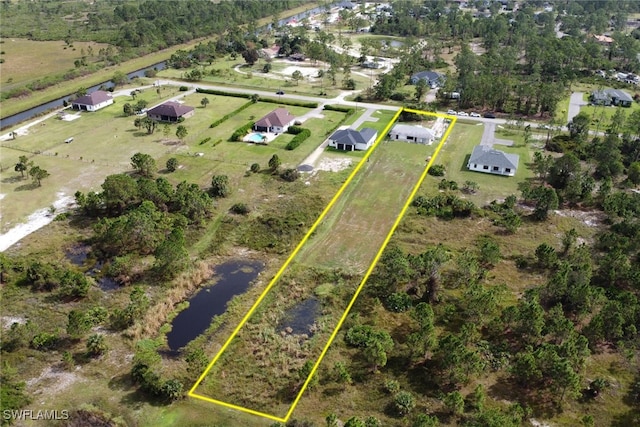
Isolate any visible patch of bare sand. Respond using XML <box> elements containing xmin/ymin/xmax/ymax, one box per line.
<box><xmin>315</xmin><ymin>157</ymin><xmax>353</xmax><ymax>172</ymax></box>
<box><xmin>27</xmin><ymin>366</ymin><xmax>83</xmax><ymax>396</ymax></box>
<box><xmin>553</xmin><ymin>208</ymin><xmax>605</xmax><ymax>227</ymax></box>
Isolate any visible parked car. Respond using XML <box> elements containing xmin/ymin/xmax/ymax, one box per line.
<box><xmin>447</xmin><ymin>109</ymin><xmax>457</xmax><ymax>115</ymax></box>
<box><xmin>457</xmin><ymin>111</ymin><xmax>469</xmax><ymax>116</ymax></box>
<box><xmin>470</xmin><ymin>112</ymin><xmax>481</xmax><ymax>117</ymax></box>
<box><xmin>276</xmin><ymin>90</ymin><xmax>285</xmax><ymax>95</ymax></box>
<box><xmin>484</xmin><ymin>112</ymin><xmax>496</xmax><ymax>118</ymax></box>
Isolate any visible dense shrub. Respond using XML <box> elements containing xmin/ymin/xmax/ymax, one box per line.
<box><xmin>179</xmin><ymin>86</ymin><xmax>189</xmax><ymax>91</ymax></box>
<box><xmin>31</xmin><ymin>332</ymin><xmax>60</xmax><ymax>350</ymax></box>
<box><xmin>286</xmin><ymin>128</ymin><xmax>311</xmax><ymax>150</ymax></box>
<box><xmin>413</xmin><ymin>194</ymin><xmax>476</xmax><ymax>218</ymax></box>
<box><xmin>230</xmin><ymin>121</ymin><xmax>254</xmax><ymax>141</ymax></box>
<box><xmin>198</xmin><ymin>137</ymin><xmax>212</xmax><ymax>145</ymax></box>
<box><xmin>250</xmin><ymin>163</ymin><xmax>260</xmax><ymax>173</ymax></box>
<box><xmin>385</xmin><ymin>292</ymin><xmax>412</xmax><ymax>312</ymax></box>
<box><xmin>281</xmin><ymin>168</ymin><xmax>300</xmax><ymax>182</ymax></box>
<box><xmin>230</xmin><ymin>203</ymin><xmax>250</xmax><ymax>215</ymax></box>
<box><xmin>287</xmin><ymin>125</ymin><xmax>306</xmax><ymax>135</ymax></box>
<box><xmin>428</xmin><ymin>164</ymin><xmax>446</xmax><ymax>176</ymax></box>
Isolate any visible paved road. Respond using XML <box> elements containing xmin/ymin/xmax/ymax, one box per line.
<box><xmin>568</xmin><ymin>92</ymin><xmax>587</xmax><ymax>123</ymax></box>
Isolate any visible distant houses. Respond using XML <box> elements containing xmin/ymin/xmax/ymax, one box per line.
<box><xmin>590</xmin><ymin>89</ymin><xmax>634</xmax><ymax>107</ymax></box>
<box><xmin>254</xmin><ymin>108</ymin><xmax>295</xmax><ymax>134</ymax></box>
<box><xmin>410</xmin><ymin>70</ymin><xmax>445</xmax><ymax>88</ymax></box>
<box><xmin>328</xmin><ymin>128</ymin><xmax>377</xmax><ymax>151</ymax></box>
<box><xmin>388</xmin><ymin>124</ymin><xmax>436</xmax><ymax>145</ymax></box>
<box><xmin>71</xmin><ymin>90</ymin><xmax>113</xmax><ymax>112</ymax></box>
<box><xmin>467</xmin><ymin>145</ymin><xmax>519</xmax><ymax>176</ymax></box>
<box><xmin>147</xmin><ymin>101</ymin><xmax>195</xmax><ymax>122</ymax></box>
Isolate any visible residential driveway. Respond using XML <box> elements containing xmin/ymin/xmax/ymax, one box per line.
<box><xmin>568</xmin><ymin>92</ymin><xmax>587</xmax><ymax>123</ymax></box>
<box><xmin>480</xmin><ymin>122</ymin><xmax>513</xmax><ymax>147</ymax></box>
<box><xmin>349</xmin><ymin>107</ymin><xmax>378</xmax><ymax>129</ymax></box>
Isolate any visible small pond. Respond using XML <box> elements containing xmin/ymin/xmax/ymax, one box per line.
<box><xmin>65</xmin><ymin>244</ymin><xmax>91</xmax><ymax>267</ymax></box>
<box><xmin>166</xmin><ymin>259</ymin><xmax>264</xmax><ymax>352</ymax></box>
<box><xmin>278</xmin><ymin>298</ymin><xmax>320</xmax><ymax>336</ymax></box>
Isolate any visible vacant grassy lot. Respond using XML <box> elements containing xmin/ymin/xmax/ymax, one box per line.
<box><xmin>0</xmin><ymin>92</ymin><xmax>345</xmax><ymax>233</ymax></box>
<box><xmin>0</xmin><ymin>38</ymin><xmax>111</xmax><ymax>92</ymax></box>
<box><xmin>580</xmin><ymin>102</ymin><xmax>640</xmax><ymax>130</ymax></box>
<box><xmin>194</xmin><ymin>133</ymin><xmax>438</xmax><ymax>417</ymax></box>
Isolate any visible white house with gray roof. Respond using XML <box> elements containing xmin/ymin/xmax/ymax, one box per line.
<box><xmin>388</xmin><ymin>124</ymin><xmax>435</xmax><ymax>145</ymax></box>
<box><xmin>329</xmin><ymin>128</ymin><xmax>377</xmax><ymax>151</ymax></box>
<box><xmin>410</xmin><ymin>71</ymin><xmax>444</xmax><ymax>88</ymax></box>
<box><xmin>467</xmin><ymin>145</ymin><xmax>519</xmax><ymax>176</ymax></box>
<box><xmin>590</xmin><ymin>88</ymin><xmax>634</xmax><ymax>107</ymax></box>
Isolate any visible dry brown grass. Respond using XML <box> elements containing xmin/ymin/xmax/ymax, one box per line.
<box><xmin>131</xmin><ymin>261</ymin><xmax>213</xmax><ymax>340</ymax></box>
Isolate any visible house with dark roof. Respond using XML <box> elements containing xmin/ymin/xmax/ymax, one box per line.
<box><xmin>338</xmin><ymin>1</ymin><xmax>356</xmax><ymax>9</ymax></box>
<box><xmin>328</xmin><ymin>127</ymin><xmax>377</xmax><ymax>151</ymax></box>
<box><xmin>590</xmin><ymin>88</ymin><xmax>633</xmax><ymax>107</ymax></box>
<box><xmin>410</xmin><ymin>71</ymin><xmax>445</xmax><ymax>88</ymax></box>
<box><xmin>71</xmin><ymin>90</ymin><xmax>114</xmax><ymax>112</ymax></box>
<box><xmin>146</xmin><ymin>101</ymin><xmax>195</xmax><ymax>122</ymax></box>
<box><xmin>254</xmin><ymin>108</ymin><xmax>295</xmax><ymax>134</ymax></box>
<box><xmin>388</xmin><ymin>124</ymin><xmax>435</xmax><ymax>144</ymax></box>
<box><xmin>467</xmin><ymin>145</ymin><xmax>519</xmax><ymax>176</ymax></box>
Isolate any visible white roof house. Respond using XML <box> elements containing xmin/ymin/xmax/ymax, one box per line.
<box><xmin>467</xmin><ymin>145</ymin><xmax>519</xmax><ymax>176</ymax></box>
<box><xmin>388</xmin><ymin>124</ymin><xmax>436</xmax><ymax>145</ymax></box>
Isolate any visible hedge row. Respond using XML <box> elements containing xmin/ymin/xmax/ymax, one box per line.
<box><xmin>285</xmin><ymin>128</ymin><xmax>310</xmax><ymax>150</ymax></box>
<box><xmin>323</xmin><ymin>104</ymin><xmax>355</xmax><ymax>115</ymax></box>
<box><xmin>195</xmin><ymin>88</ymin><xmax>318</xmax><ymax>108</ymax></box>
<box><xmin>197</xmin><ymin>88</ymin><xmax>252</xmax><ymax>99</ymax></box>
<box><xmin>230</xmin><ymin>121</ymin><xmax>255</xmax><ymax>142</ymax></box>
<box><xmin>198</xmin><ymin>137</ymin><xmax>212</xmax><ymax>145</ymax></box>
<box><xmin>260</xmin><ymin>97</ymin><xmax>317</xmax><ymax>108</ymax></box>
<box><xmin>210</xmin><ymin>100</ymin><xmax>253</xmax><ymax>128</ymax></box>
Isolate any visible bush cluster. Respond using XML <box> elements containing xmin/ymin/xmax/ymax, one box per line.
<box><xmin>285</xmin><ymin>128</ymin><xmax>310</xmax><ymax>150</ymax></box>
<box><xmin>413</xmin><ymin>193</ymin><xmax>476</xmax><ymax>219</ymax></box>
<box><xmin>230</xmin><ymin>121</ymin><xmax>255</xmax><ymax>141</ymax></box>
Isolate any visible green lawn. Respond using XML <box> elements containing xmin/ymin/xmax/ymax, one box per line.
<box><xmin>580</xmin><ymin>102</ymin><xmax>640</xmax><ymax>130</ymax></box>
<box><xmin>0</xmin><ymin>93</ymin><xmax>345</xmax><ymax>233</ymax></box>
<box><xmin>157</xmin><ymin>56</ymin><xmax>371</xmax><ymax>98</ymax></box>
<box><xmin>422</xmin><ymin>122</ymin><xmax>534</xmax><ymax>205</ymax></box>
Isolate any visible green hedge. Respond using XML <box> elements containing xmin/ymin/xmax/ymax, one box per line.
<box><xmin>285</xmin><ymin>128</ymin><xmax>310</xmax><ymax>150</ymax></box>
<box><xmin>260</xmin><ymin>97</ymin><xmax>317</xmax><ymax>108</ymax></box>
<box><xmin>198</xmin><ymin>137</ymin><xmax>212</xmax><ymax>145</ymax></box>
<box><xmin>230</xmin><ymin>121</ymin><xmax>255</xmax><ymax>142</ymax></box>
<box><xmin>323</xmin><ymin>104</ymin><xmax>355</xmax><ymax>115</ymax></box>
<box><xmin>195</xmin><ymin>88</ymin><xmax>318</xmax><ymax>108</ymax></box>
<box><xmin>287</xmin><ymin>125</ymin><xmax>306</xmax><ymax>135</ymax></box>
<box><xmin>210</xmin><ymin>100</ymin><xmax>253</xmax><ymax>128</ymax></box>
<box><xmin>196</xmin><ymin>88</ymin><xmax>251</xmax><ymax>99</ymax></box>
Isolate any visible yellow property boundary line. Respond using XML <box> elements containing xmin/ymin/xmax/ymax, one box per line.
<box><xmin>188</xmin><ymin>108</ymin><xmax>458</xmax><ymax>422</ymax></box>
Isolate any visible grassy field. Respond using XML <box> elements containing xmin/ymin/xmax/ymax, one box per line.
<box><xmin>193</xmin><ymin>136</ymin><xmax>436</xmax><ymax>416</ymax></box>
<box><xmin>0</xmin><ymin>91</ymin><xmax>345</xmax><ymax>233</ymax></box>
<box><xmin>0</xmin><ymin>2</ymin><xmax>321</xmax><ymax>119</ymax></box>
<box><xmin>580</xmin><ymin>102</ymin><xmax>640</xmax><ymax>130</ymax></box>
<box><xmin>0</xmin><ymin>38</ymin><xmax>111</xmax><ymax>92</ymax></box>
<box><xmin>156</xmin><ymin>57</ymin><xmax>371</xmax><ymax>98</ymax></box>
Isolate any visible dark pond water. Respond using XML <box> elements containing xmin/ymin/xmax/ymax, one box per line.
<box><xmin>0</xmin><ymin>61</ymin><xmax>167</xmax><ymax>129</ymax></box>
<box><xmin>65</xmin><ymin>244</ymin><xmax>91</xmax><ymax>266</ymax></box>
<box><xmin>278</xmin><ymin>298</ymin><xmax>320</xmax><ymax>336</ymax></box>
<box><xmin>166</xmin><ymin>259</ymin><xmax>264</xmax><ymax>352</ymax></box>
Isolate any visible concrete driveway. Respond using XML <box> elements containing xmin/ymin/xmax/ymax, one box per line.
<box><xmin>568</xmin><ymin>92</ymin><xmax>588</xmax><ymax>124</ymax></box>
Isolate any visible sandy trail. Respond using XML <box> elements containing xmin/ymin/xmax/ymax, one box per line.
<box><xmin>0</xmin><ymin>193</ymin><xmax>74</xmax><ymax>252</ymax></box>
